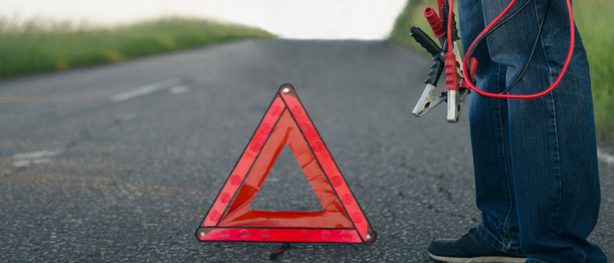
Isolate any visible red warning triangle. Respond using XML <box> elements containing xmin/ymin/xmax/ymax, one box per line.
<box><xmin>196</xmin><ymin>84</ymin><xmax>376</xmax><ymax>244</ymax></box>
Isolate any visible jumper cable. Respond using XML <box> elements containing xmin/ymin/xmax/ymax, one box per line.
<box><xmin>411</xmin><ymin>0</ymin><xmax>576</xmax><ymax>122</ymax></box>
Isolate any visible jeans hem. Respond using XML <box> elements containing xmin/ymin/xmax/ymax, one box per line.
<box><xmin>476</xmin><ymin>223</ymin><xmax>522</xmax><ymax>255</ymax></box>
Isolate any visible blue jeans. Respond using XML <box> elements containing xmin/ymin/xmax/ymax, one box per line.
<box><xmin>458</xmin><ymin>0</ymin><xmax>607</xmax><ymax>262</ymax></box>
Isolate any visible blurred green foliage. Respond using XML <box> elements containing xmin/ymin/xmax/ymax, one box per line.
<box><xmin>575</xmin><ymin>0</ymin><xmax>614</xmax><ymax>143</ymax></box>
<box><xmin>0</xmin><ymin>17</ymin><xmax>275</xmax><ymax>78</ymax></box>
<box><xmin>389</xmin><ymin>0</ymin><xmax>433</xmax><ymax>51</ymax></box>
<box><xmin>389</xmin><ymin>0</ymin><xmax>614</xmax><ymax>143</ymax></box>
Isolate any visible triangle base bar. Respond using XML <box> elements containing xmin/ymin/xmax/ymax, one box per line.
<box><xmin>197</xmin><ymin>227</ymin><xmax>372</xmax><ymax>244</ymax></box>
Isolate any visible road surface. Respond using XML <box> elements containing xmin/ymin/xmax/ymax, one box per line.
<box><xmin>1</xmin><ymin>40</ymin><xmax>612</xmax><ymax>262</ymax></box>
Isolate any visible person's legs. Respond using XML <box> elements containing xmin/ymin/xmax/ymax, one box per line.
<box><xmin>480</xmin><ymin>0</ymin><xmax>607</xmax><ymax>261</ymax></box>
<box><xmin>459</xmin><ymin>0</ymin><xmax>522</xmax><ymax>255</ymax></box>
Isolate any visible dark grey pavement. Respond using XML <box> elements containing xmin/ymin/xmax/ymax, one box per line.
<box><xmin>0</xmin><ymin>40</ymin><xmax>612</xmax><ymax>262</ymax></box>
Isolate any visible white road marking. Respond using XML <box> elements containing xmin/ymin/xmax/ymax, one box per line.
<box><xmin>169</xmin><ymin>85</ymin><xmax>190</xmax><ymax>94</ymax></box>
<box><xmin>13</xmin><ymin>149</ymin><xmax>64</xmax><ymax>168</ymax></box>
<box><xmin>114</xmin><ymin>114</ymin><xmax>136</xmax><ymax>123</ymax></box>
<box><xmin>13</xmin><ymin>149</ymin><xmax>63</xmax><ymax>160</ymax></box>
<box><xmin>12</xmin><ymin>159</ymin><xmax>32</xmax><ymax>168</ymax></box>
<box><xmin>32</xmin><ymin>158</ymin><xmax>52</xmax><ymax>164</ymax></box>
<box><xmin>111</xmin><ymin>79</ymin><xmax>181</xmax><ymax>102</ymax></box>
<box><xmin>597</xmin><ymin>148</ymin><xmax>614</xmax><ymax>166</ymax></box>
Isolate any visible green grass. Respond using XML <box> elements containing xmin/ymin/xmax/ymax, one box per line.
<box><xmin>575</xmin><ymin>0</ymin><xmax>614</xmax><ymax>143</ymax></box>
<box><xmin>0</xmin><ymin>17</ymin><xmax>275</xmax><ymax>78</ymax></box>
<box><xmin>389</xmin><ymin>0</ymin><xmax>435</xmax><ymax>51</ymax></box>
<box><xmin>389</xmin><ymin>0</ymin><xmax>614</xmax><ymax>143</ymax></box>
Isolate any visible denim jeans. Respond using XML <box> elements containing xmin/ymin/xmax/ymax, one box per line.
<box><xmin>458</xmin><ymin>0</ymin><xmax>607</xmax><ymax>262</ymax></box>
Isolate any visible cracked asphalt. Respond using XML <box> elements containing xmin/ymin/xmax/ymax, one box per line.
<box><xmin>0</xmin><ymin>40</ymin><xmax>612</xmax><ymax>262</ymax></box>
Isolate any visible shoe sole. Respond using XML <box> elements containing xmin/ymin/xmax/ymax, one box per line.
<box><xmin>428</xmin><ymin>252</ymin><xmax>526</xmax><ymax>263</ymax></box>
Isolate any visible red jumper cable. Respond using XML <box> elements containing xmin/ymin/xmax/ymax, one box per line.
<box><xmin>411</xmin><ymin>0</ymin><xmax>576</xmax><ymax>122</ymax></box>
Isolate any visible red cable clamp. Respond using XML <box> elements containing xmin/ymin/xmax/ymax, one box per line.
<box><xmin>424</xmin><ymin>7</ymin><xmax>445</xmax><ymax>39</ymax></box>
<box><xmin>444</xmin><ymin>51</ymin><xmax>458</xmax><ymax>91</ymax></box>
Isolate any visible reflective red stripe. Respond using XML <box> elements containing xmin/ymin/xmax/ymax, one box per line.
<box><xmin>279</xmin><ymin>86</ymin><xmax>372</xmax><ymax>241</ymax></box>
<box><xmin>198</xmin><ymin>228</ymin><xmax>363</xmax><ymax>243</ymax></box>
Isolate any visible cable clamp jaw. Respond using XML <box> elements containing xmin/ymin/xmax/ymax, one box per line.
<box><xmin>409</xmin><ymin>3</ymin><xmax>470</xmax><ymax>123</ymax></box>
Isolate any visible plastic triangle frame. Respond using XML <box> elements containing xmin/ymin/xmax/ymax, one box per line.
<box><xmin>196</xmin><ymin>84</ymin><xmax>376</xmax><ymax>244</ymax></box>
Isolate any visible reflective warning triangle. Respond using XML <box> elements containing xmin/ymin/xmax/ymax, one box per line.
<box><xmin>196</xmin><ymin>84</ymin><xmax>376</xmax><ymax>244</ymax></box>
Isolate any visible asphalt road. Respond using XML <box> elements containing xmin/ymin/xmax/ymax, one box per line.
<box><xmin>0</xmin><ymin>40</ymin><xmax>612</xmax><ymax>262</ymax></box>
